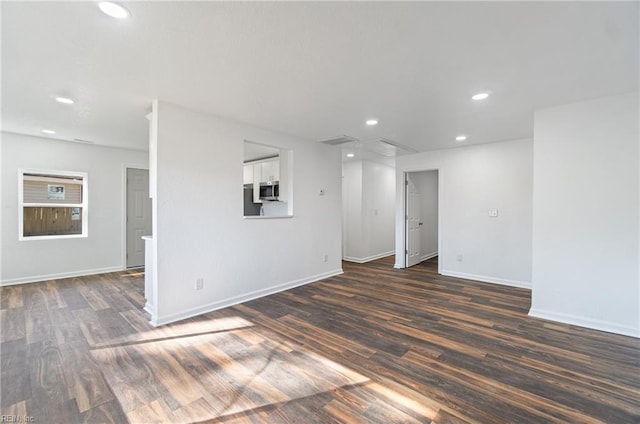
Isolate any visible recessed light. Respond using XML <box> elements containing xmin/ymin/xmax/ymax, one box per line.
<box><xmin>366</xmin><ymin>119</ymin><xmax>378</xmax><ymax>126</ymax></box>
<box><xmin>42</xmin><ymin>129</ymin><xmax>56</xmax><ymax>135</ymax></box>
<box><xmin>455</xmin><ymin>135</ymin><xmax>467</xmax><ymax>141</ymax></box>
<box><xmin>346</xmin><ymin>153</ymin><xmax>355</xmax><ymax>158</ymax></box>
<box><xmin>472</xmin><ymin>92</ymin><xmax>490</xmax><ymax>101</ymax></box>
<box><xmin>55</xmin><ymin>96</ymin><xmax>75</xmax><ymax>105</ymax></box>
<box><xmin>98</xmin><ymin>2</ymin><xmax>130</xmax><ymax>19</ymax></box>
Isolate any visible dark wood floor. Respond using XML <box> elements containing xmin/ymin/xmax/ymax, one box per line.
<box><xmin>1</xmin><ymin>257</ymin><xmax>639</xmax><ymax>423</ymax></box>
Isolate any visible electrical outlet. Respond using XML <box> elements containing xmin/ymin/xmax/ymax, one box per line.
<box><xmin>323</xmin><ymin>254</ymin><xmax>328</xmax><ymax>262</ymax></box>
<box><xmin>195</xmin><ymin>278</ymin><xmax>204</xmax><ymax>290</ymax></box>
<box><xmin>456</xmin><ymin>254</ymin><xmax>463</xmax><ymax>262</ymax></box>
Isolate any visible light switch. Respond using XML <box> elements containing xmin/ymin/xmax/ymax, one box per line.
<box><xmin>488</xmin><ymin>209</ymin><xmax>498</xmax><ymax>217</ymax></box>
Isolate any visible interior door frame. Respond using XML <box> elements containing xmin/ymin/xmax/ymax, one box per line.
<box><xmin>403</xmin><ymin>169</ymin><xmax>442</xmax><ymax>274</ymax></box>
<box><xmin>122</xmin><ymin>163</ymin><xmax>150</xmax><ymax>270</ymax></box>
<box><xmin>404</xmin><ymin>172</ymin><xmax>421</xmax><ymax>267</ymax></box>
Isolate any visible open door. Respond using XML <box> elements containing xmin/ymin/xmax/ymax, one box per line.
<box><xmin>126</xmin><ymin>168</ymin><xmax>152</xmax><ymax>268</ymax></box>
<box><xmin>406</xmin><ymin>173</ymin><xmax>422</xmax><ymax>267</ymax></box>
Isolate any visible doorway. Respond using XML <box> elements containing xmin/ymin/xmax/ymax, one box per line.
<box><xmin>405</xmin><ymin>170</ymin><xmax>439</xmax><ymax>268</ymax></box>
<box><xmin>126</xmin><ymin>168</ymin><xmax>152</xmax><ymax>268</ymax></box>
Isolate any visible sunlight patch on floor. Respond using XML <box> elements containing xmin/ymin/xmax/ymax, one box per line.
<box><xmin>92</xmin><ymin>325</ymin><xmax>373</xmax><ymax>423</ymax></box>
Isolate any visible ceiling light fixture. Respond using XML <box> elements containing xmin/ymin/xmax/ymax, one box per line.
<box><xmin>455</xmin><ymin>135</ymin><xmax>467</xmax><ymax>141</ymax></box>
<box><xmin>55</xmin><ymin>96</ymin><xmax>75</xmax><ymax>105</ymax></box>
<box><xmin>346</xmin><ymin>153</ymin><xmax>355</xmax><ymax>158</ymax></box>
<box><xmin>366</xmin><ymin>119</ymin><xmax>378</xmax><ymax>126</ymax></box>
<box><xmin>41</xmin><ymin>129</ymin><xmax>56</xmax><ymax>135</ymax></box>
<box><xmin>98</xmin><ymin>2</ymin><xmax>130</xmax><ymax>19</ymax></box>
<box><xmin>472</xmin><ymin>92</ymin><xmax>490</xmax><ymax>101</ymax></box>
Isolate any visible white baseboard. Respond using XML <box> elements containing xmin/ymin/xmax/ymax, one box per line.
<box><xmin>0</xmin><ymin>266</ymin><xmax>124</xmax><ymax>286</ymax></box>
<box><xmin>343</xmin><ymin>251</ymin><xmax>394</xmax><ymax>264</ymax></box>
<box><xmin>420</xmin><ymin>251</ymin><xmax>438</xmax><ymax>262</ymax></box>
<box><xmin>440</xmin><ymin>269</ymin><xmax>531</xmax><ymax>289</ymax></box>
<box><xmin>529</xmin><ymin>308</ymin><xmax>639</xmax><ymax>338</ymax></box>
<box><xmin>151</xmin><ymin>268</ymin><xmax>344</xmax><ymax>327</ymax></box>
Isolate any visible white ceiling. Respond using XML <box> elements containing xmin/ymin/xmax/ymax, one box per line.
<box><xmin>2</xmin><ymin>2</ymin><xmax>638</xmax><ymax>156</ymax></box>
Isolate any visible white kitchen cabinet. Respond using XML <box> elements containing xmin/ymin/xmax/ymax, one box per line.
<box><xmin>260</xmin><ymin>158</ymin><xmax>279</xmax><ymax>183</ymax></box>
<box><xmin>243</xmin><ymin>164</ymin><xmax>254</xmax><ymax>185</ymax></box>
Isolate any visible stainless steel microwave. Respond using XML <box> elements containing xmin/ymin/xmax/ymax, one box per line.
<box><xmin>259</xmin><ymin>182</ymin><xmax>279</xmax><ymax>201</ymax></box>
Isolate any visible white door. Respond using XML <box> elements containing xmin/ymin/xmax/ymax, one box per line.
<box><xmin>126</xmin><ymin>168</ymin><xmax>152</xmax><ymax>268</ymax></box>
<box><xmin>406</xmin><ymin>173</ymin><xmax>422</xmax><ymax>267</ymax></box>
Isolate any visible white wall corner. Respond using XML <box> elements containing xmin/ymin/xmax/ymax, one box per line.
<box><xmin>531</xmin><ymin>92</ymin><xmax>639</xmax><ymax>341</ymax></box>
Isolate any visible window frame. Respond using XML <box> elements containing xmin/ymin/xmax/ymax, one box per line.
<box><xmin>18</xmin><ymin>168</ymin><xmax>89</xmax><ymax>241</ymax></box>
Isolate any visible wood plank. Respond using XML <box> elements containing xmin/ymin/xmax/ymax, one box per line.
<box><xmin>0</xmin><ymin>286</ymin><xmax>24</xmax><ymax>309</ymax></box>
<box><xmin>61</xmin><ymin>344</ymin><xmax>115</xmax><ymax>413</ymax></box>
<box><xmin>0</xmin><ymin>308</ymin><xmax>26</xmax><ymax>343</ymax></box>
<box><xmin>0</xmin><ymin>339</ymin><xmax>31</xmax><ymax>408</ymax></box>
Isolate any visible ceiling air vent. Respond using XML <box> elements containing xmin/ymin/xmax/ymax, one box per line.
<box><xmin>319</xmin><ymin>135</ymin><xmax>359</xmax><ymax>146</ymax></box>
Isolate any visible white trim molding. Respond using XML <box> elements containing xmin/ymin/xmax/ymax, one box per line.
<box><xmin>440</xmin><ymin>269</ymin><xmax>531</xmax><ymax>289</ymax></box>
<box><xmin>529</xmin><ymin>308</ymin><xmax>639</xmax><ymax>339</ymax></box>
<box><xmin>343</xmin><ymin>251</ymin><xmax>394</xmax><ymax>264</ymax></box>
<box><xmin>394</xmin><ymin>252</ymin><xmax>437</xmax><ymax>269</ymax></box>
<box><xmin>420</xmin><ymin>251</ymin><xmax>438</xmax><ymax>262</ymax></box>
<box><xmin>0</xmin><ymin>266</ymin><xmax>123</xmax><ymax>286</ymax></box>
<box><xmin>151</xmin><ymin>268</ymin><xmax>344</xmax><ymax>327</ymax></box>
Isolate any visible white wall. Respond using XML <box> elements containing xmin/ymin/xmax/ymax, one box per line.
<box><xmin>412</xmin><ymin>170</ymin><xmax>439</xmax><ymax>260</ymax></box>
<box><xmin>531</xmin><ymin>92</ymin><xmax>639</xmax><ymax>337</ymax></box>
<box><xmin>396</xmin><ymin>138</ymin><xmax>533</xmax><ymax>288</ymax></box>
<box><xmin>342</xmin><ymin>161</ymin><xmax>363</xmax><ymax>259</ymax></box>
<box><xmin>152</xmin><ymin>102</ymin><xmax>343</xmax><ymax>325</ymax></box>
<box><xmin>362</xmin><ymin>161</ymin><xmax>396</xmax><ymax>261</ymax></box>
<box><xmin>1</xmin><ymin>132</ymin><xmax>148</xmax><ymax>285</ymax></box>
<box><xmin>342</xmin><ymin>160</ymin><xmax>395</xmax><ymax>263</ymax></box>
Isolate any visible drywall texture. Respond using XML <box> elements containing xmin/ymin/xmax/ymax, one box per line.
<box><xmin>342</xmin><ymin>160</ymin><xmax>395</xmax><ymax>262</ymax></box>
<box><xmin>531</xmin><ymin>92</ymin><xmax>639</xmax><ymax>337</ymax></box>
<box><xmin>412</xmin><ymin>170</ymin><xmax>439</xmax><ymax>260</ymax></box>
<box><xmin>396</xmin><ymin>138</ymin><xmax>533</xmax><ymax>288</ymax></box>
<box><xmin>153</xmin><ymin>102</ymin><xmax>342</xmax><ymax>324</ymax></box>
<box><xmin>0</xmin><ymin>132</ymin><xmax>148</xmax><ymax>284</ymax></box>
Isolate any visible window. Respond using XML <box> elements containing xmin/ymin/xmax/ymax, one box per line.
<box><xmin>19</xmin><ymin>169</ymin><xmax>88</xmax><ymax>239</ymax></box>
<box><xmin>243</xmin><ymin>140</ymin><xmax>293</xmax><ymax>218</ymax></box>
